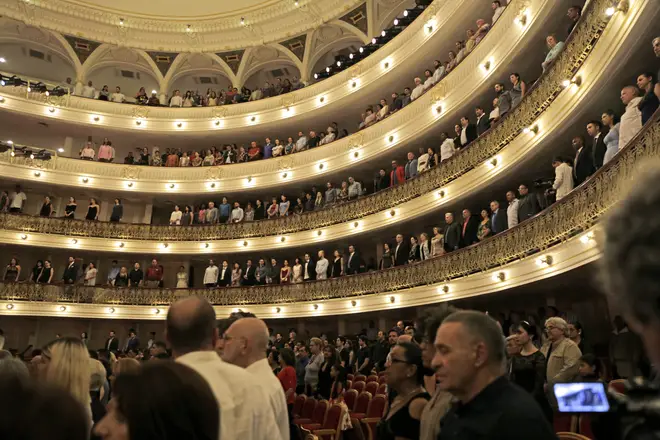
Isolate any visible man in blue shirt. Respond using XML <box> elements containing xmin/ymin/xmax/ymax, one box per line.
<box><xmin>295</xmin><ymin>344</ymin><xmax>310</xmax><ymax>394</ymax></box>
<box><xmin>263</xmin><ymin>137</ymin><xmax>274</xmax><ymax>159</ymax></box>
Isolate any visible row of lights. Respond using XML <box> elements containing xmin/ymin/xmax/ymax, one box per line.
<box><xmin>314</xmin><ymin>4</ymin><xmax>428</xmax><ymax>80</ymax></box>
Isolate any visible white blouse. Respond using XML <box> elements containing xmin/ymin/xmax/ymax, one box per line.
<box><xmin>170</xmin><ymin>210</ymin><xmax>182</xmax><ymax>225</ymax></box>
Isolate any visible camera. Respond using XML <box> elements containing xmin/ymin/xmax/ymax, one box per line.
<box><xmin>554</xmin><ymin>379</ymin><xmax>660</xmax><ymax>439</ymax></box>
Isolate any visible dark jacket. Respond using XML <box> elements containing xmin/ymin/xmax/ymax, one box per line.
<box><xmin>126</xmin><ymin>336</ymin><xmax>140</xmax><ymax>352</ymax></box>
<box><xmin>592</xmin><ymin>133</ymin><xmax>607</xmax><ymax>169</ymax></box>
<box><xmin>462</xmin><ymin>123</ymin><xmax>478</xmax><ymax>145</ymax></box>
<box><xmin>476</xmin><ymin>114</ymin><xmax>490</xmax><ymax>136</ymax></box>
<box><xmin>490</xmin><ymin>208</ymin><xmax>508</xmax><ymax>234</ymax></box>
<box><xmin>517</xmin><ymin>194</ymin><xmax>541</xmax><ymax>223</ymax></box>
<box><xmin>62</xmin><ymin>262</ymin><xmax>78</xmax><ymax>284</ymax></box>
<box><xmin>346</xmin><ymin>252</ymin><xmax>361</xmax><ymax>275</ymax></box>
<box><xmin>573</xmin><ymin>144</ymin><xmax>595</xmax><ymax>186</ymax></box>
<box><xmin>128</xmin><ymin>269</ymin><xmax>143</xmax><ymax>286</ymax></box>
<box><xmin>393</xmin><ymin>242</ymin><xmax>410</xmax><ymax>266</ymax></box>
<box><xmin>243</xmin><ymin>265</ymin><xmax>257</xmax><ymax>285</ymax></box>
<box><xmin>303</xmin><ymin>260</ymin><xmax>316</xmax><ymax>280</ymax></box>
<box><xmin>105</xmin><ymin>337</ymin><xmax>119</xmax><ymax>352</ymax></box>
<box><xmin>376</xmin><ymin>173</ymin><xmax>391</xmax><ymax>192</ymax></box>
<box><xmin>444</xmin><ymin>222</ymin><xmax>462</xmax><ymax>252</ymax></box>
<box><xmin>460</xmin><ymin>215</ymin><xmax>480</xmax><ymax>247</ymax></box>
<box><xmin>218</xmin><ymin>266</ymin><xmax>231</xmax><ymax>286</ymax></box>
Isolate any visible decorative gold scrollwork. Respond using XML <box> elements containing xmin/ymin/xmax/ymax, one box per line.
<box><xmin>131</xmin><ymin>106</ymin><xmax>149</xmax><ymax>119</ymax></box>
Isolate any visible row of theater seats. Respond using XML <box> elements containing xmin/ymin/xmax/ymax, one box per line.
<box><xmin>293</xmin><ymin>372</ymin><xmax>389</xmax><ymax>440</ymax></box>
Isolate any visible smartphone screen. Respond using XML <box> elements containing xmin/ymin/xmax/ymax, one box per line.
<box><xmin>554</xmin><ymin>382</ymin><xmax>611</xmax><ymax>413</ymax></box>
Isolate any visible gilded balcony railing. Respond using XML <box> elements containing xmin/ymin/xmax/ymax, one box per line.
<box><xmin>1</xmin><ymin>114</ymin><xmax>657</xmax><ymax>305</ymax></box>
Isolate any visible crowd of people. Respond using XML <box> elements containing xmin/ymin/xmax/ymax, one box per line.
<box><xmin>66</xmin><ymin>76</ymin><xmax>306</xmax><ymax>106</ymax></box>
<box><xmin>0</xmin><ymin>294</ymin><xmax>651</xmax><ymax>440</ymax></box>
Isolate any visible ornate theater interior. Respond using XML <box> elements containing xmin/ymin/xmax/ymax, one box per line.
<box><xmin>0</xmin><ymin>0</ymin><xmax>659</xmax><ymax>438</ymax></box>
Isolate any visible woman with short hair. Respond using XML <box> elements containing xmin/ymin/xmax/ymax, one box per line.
<box><xmin>540</xmin><ymin>317</ymin><xmax>582</xmax><ymax>410</ymax></box>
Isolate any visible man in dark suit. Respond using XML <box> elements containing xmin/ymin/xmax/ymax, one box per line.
<box><xmin>586</xmin><ymin>120</ymin><xmax>607</xmax><ymax>170</ymax></box>
<box><xmin>242</xmin><ymin>259</ymin><xmax>257</xmax><ymax>285</ymax></box>
<box><xmin>217</xmin><ymin>260</ymin><xmax>231</xmax><ymax>286</ymax></box>
<box><xmin>460</xmin><ymin>209</ymin><xmax>480</xmax><ymax>247</ymax></box>
<box><xmin>517</xmin><ymin>184</ymin><xmax>541</xmax><ymax>223</ymax></box>
<box><xmin>490</xmin><ymin>201</ymin><xmax>508</xmax><ymax>235</ymax></box>
<box><xmin>393</xmin><ymin>234</ymin><xmax>410</xmax><ymax>266</ymax></box>
<box><xmin>444</xmin><ymin>212</ymin><xmax>462</xmax><ymax>252</ymax></box>
<box><xmin>105</xmin><ymin>330</ymin><xmax>119</xmax><ymax>352</ymax></box>
<box><xmin>459</xmin><ymin>116</ymin><xmax>477</xmax><ymax>146</ymax></box>
<box><xmin>346</xmin><ymin>245</ymin><xmax>361</xmax><ymax>275</ymax></box>
<box><xmin>124</xmin><ymin>329</ymin><xmax>139</xmax><ymax>352</ymax></box>
<box><xmin>376</xmin><ymin>169</ymin><xmax>391</xmax><ymax>192</ymax></box>
<box><xmin>572</xmin><ymin>135</ymin><xmax>595</xmax><ymax>186</ymax></box>
<box><xmin>303</xmin><ymin>253</ymin><xmax>316</xmax><ymax>281</ymax></box>
<box><xmin>475</xmin><ymin>106</ymin><xmax>490</xmax><ymax>136</ymax></box>
<box><xmin>62</xmin><ymin>256</ymin><xmax>78</xmax><ymax>284</ymax></box>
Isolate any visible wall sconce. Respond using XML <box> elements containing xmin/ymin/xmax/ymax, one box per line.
<box><xmin>250</xmin><ymin>116</ymin><xmax>256</xmax><ymax>122</ymax></box>
<box><xmin>515</xmin><ymin>11</ymin><xmax>528</xmax><ymax>26</ymax></box>
<box><xmin>351</xmin><ymin>300</ymin><xmax>357</xmax><ymax>307</ymax></box>
<box><xmin>204</xmin><ymin>243</ymin><xmax>210</xmax><ymax>248</ymax></box>
<box><xmin>389</xmin><ymin>210</ymin><xmax>396</xmax><ymax>217</ymax></box>
<box><xmin>488</xmin><ymin>157</ymin><xmax>498</xmax><ymax>168</ymax></box>
<box><xmin>434</xmin><ymin>104</ymin><xmax>443</xmax><ymax>114</ymax></box>
<box><xmin>536</xmin><ymin>255</ymin><xmax>554</xmax><ymax>267</ymax></box>
<box><xmin>82</xmin><ymin>177</ymin><xmax>89</xmax><ymax>183</ymax></box>
<box><xmin>313</xmin><ymin>304</ymin><xmax>319</xmax><ymax>310</ymax></box>
<box><xmin>210</xmin><ymin>182</ymin><xmax>216</xmax><ymax>188</ymax></box>
<box><xmin>247</xmin><ymin>176</ymin><xmax>252</xmax><ymax>183</ymax></box>
<box><xmin>482</xmin><ymin>60</ymin><xmax>491</xmax><ymax>71</ymax></box>
<box><xmin>70</xmin><ymin>238</ymin><xmax>78</xmax><ymax>244</ymax></box>
<box><xmin>93</xmin><ymin>116</ymin><xmax>100</xmax><ymax>122</ymax></box>
<box><xmin>59</xmin><ymin>306</ymin><xmax>67</xmax><ymax>312</ymax></box>
<box><xmin>282</xmin><ymin>172</ymin><xmax>288</xmax><ymax>178</ymax></box>
<box><xmin>169</xmin><ymin>183</ymin><xmax>175</xmax><ymax>189</ymax></box>
<box><xmin>390</xmin><ymin>296</ymin><xmax>396</xmax><ymax>304</ymax></box>
<box><xmin>562</xmin><ymin>76</ymin><xmax>582</xmax><ymax>88</ymax></box>
<box><xmin>48</xmin><ymin>106</ymin><xmax>55</xmax><ymax>113</ymax></box>
<box><xmin>6</xmin><ymin>304</ymin><xmax>14</xmax><ymax>310</ymax></box>
<box><xmin>318</xmin><ymin>163</ymin><xmax>324</xmax><ymax>170</ymax></box>
<box><xmin>176</xmin><ymin>122</ymin><xmax>183</xmax><ymax>128</ymax></box>
<box><xmin>353</xmin><ymin>151</ymin><xmax>359</xmax><ymax>158</ymax></box>
<box><xmin>275</xmin><ymin>307</ymin><xmax>281</xmax><ymax>313</ymax></box>
<box><xmin>153</xmin><ymin>308</ymin><xmax>161</xmax><ymax>315</ymax></box>
<box><xmin>127</xmin><ymin>182</ymin><xmax>134</xmax><ymax>188</ymax></box>
<box><xmin>606</xmin><ymin>0</ymin><xmax>629</xmax><ymax>16</ymax></box>
<box><xmin>20</xmin><ymin>234</ymin><xmax>28</xmax><ymax>240</ymax></box>
<box><xmin>580</xmin><ymin>231</ymin><xmax>595</xmax><ymax>244</ymax></box>
<box><xmin>426</xmin><ymin>24</ymin><xmax>433</xmax><ymax>33</ymax></box>
<box><xmin>319</xmin><ymin>96</ymin><xmax>325</xmax><ymax>103</ymax></box>
<box><xmin>388</xmin><ymin>135</ymin><xmax>394</xmax><ymax>142</ymax></box>
<box><xmin>135</xmin><ymin>119</ymin><xmax>142</xmax><ymax>126</ymax></box>
<box><xmin>383</xmin><ymin>61</ymin><xmax>390</xmax><ymax>69</ymax></box>
<box><xmin>280</xmin><ymin>236</ymin><xmax>286</xmax><ymax>242</ymax></box>
<box><xmin>243</xmin><ymin>241</ymin><xmax>248</xmax><ymax>247</ymax></box>
<box><xmin>353</xmin><ymin>222</ymin><xmax>359</xmax><ymax>228</ymax></box>
<box><xmin>492</xmin><ymin>272</ymin><xmax>506</xmax><ymax>282</ymax></box>
<box><xmin>107</xmin><ymin>307</ymin><xmax>115</xmax><ymax>314</ymax></box>
<box><xmin>33</xmin><ymin>171</ymin><xmax>41</xmax><ymax>177</ymax></box>
<box><xmin>119</xmin><ymin>242</ymin><xmax>125</xmax><ymax>248</ymax></box>
<box><xmin>441</xmin><ymin>285</ymin><xmax>450</xmax><ymax>294</ymax></box>
<box><xmin>0</xmin><ymin>97</ymin><xmax>5</xmax><ymax>103</ymax></box>
<box><xmin>215</xmin><ymin>119</ymin><xmax>221</xmax><ymax>126</ymax></box>
<box><xmin>352</xmin><ymin>81</ymin><xmax>357</xmax><ymax>88</ymax></box>
<box><xmin>161</xmin><ymin>243</ymin><xmax>169</xmax><ymax>249</ymax></box>
<box><xmin>317</xmin><ymin>230</ymin><xmax>323</xmax><ymax>236</ymax></box>
<box><xmin>523</xmin><ymin>125</ymin><xmax>539</xmax><ymax>135</ymax></box>
<box><xmin>438</xmin><ymin>190</ymin><xmax>445</xmax><ymax>198</ymax></box>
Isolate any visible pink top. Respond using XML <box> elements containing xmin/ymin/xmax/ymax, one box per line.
<box><xmin>98</xmin><ymin>144</ymin><xmax>114</xmax><ymax>160</ymax></box>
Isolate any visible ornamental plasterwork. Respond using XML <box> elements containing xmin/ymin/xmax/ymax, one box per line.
<box><xmin>0</xmin><ymin>0</ymin><xmax>370</xmax><ymax>52</ymax></box>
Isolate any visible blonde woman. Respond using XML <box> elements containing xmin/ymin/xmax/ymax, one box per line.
<box><xmin>42</xmin><ymin>337</ymin><xmax>92</xmax><ymax>427</ymax></box>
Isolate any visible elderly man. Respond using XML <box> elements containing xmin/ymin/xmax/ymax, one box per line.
<box><xmin>168</xmin><ymin>296</ymin><xmax>282</xmax><ymax>440</ymax></box>
<box><xmin>432</xmin><ymin>311</ymin><xmax>556</xmax><ymax>440</ymax></box>
<box><xmin>316</xmin><ymin>250</ymin><xmax>329</xmax><ymax>280</ymax></box>
<box><xmin>405</xmin><ymin>152</ymin><xmax>418</xmax><ymax>180</ymax></box>
<box><xmin>618</xmin><ymin>85</ymin><xmax>643</xmax><ymax>151</ymax></box>
<box><xmin>222</xmin><ymin>317</ymin><xmax>289</xmax><ymax>440</ymax></box>
<box><xmin>540</xmin><ymin>317</ymin><xmax>582</xmax><ymax>409</ymax></box>
<box><xmin>411</xmin><ymin>77</ymin><xmax>425</xmax><ymax>101</ymax></box>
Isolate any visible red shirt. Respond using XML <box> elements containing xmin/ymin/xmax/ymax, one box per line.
<box><xmin>277</xmin><ymin>366</ymin><xmax>297</xmax><ymax>404</ymax></box>
<box><xmin>145</xmin><ymin>266</ymin><xmax>163</xmax><ymax>281</ymax></box>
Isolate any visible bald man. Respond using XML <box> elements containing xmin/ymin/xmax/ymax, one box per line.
<box><xmin>222</xmin><ymin>317</ymin><xmax>289</xmax><ymax>440</ymax></box>
<box><xmin>166</xmin><ymin>296</ymin><xmax>282</xmax><ymax>440</ymax></box>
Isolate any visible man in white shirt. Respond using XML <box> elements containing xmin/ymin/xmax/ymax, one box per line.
<box><xmin>551</xmin><ymin>157</ymin><xmax>574</xmax><ymax>200</ymax></box>
<box><xmin>492</xmin><ymin>0</ymin><xmax>506</xmax><ymax>23</ymax></box>
<box><xmin>347</xmin><ymin>177</ymin><xmax>362</xmax><ymax>199</ymax></box>
<box><xmin>618</xmin><ymin>86</ymin><xmax>643</xmax><ymax>151</ymax></box>
<box><xmin>295</xmin><ymin>131</ymin><xmax>308</xmax><ymax>152</ymax></box>
<box><xmin>439</xmin><ymin>132</ymin><xmax>456</xmax><ymax>162</ymax></box>
<box><xmin>82</xmin><ymin>80</ymin><xmax>96</xmax><ymax>99</ymax></box>
<box><xmin>170</xmin><ymin>90</ymin><xmax>183</xmax><ymax>107</ymax></box>
<box><xmin>222</xmin><ymin>317</ymin><xmax>289</xmax><ymax>440</ymax></box>
<box><xmin>410</xmin><ymin>77</ymin><xmax>425</xmax><ymax>101</ymax></box>
<box><xmin>110</xmin><ymin>86</ymin><xmax>125</xmax><ymax>103</ymax></box>
<box><xmin>316</xmin><ymin>250</ymin><xmax>329</xmax><ymax>280</ymax></box>
<box><xmin>168</xmin><ymin>296</ymin><xmax>283</xmax><ymax>440</ymax></box>
<box><xmin>230</xmin><ymin>202</ymin><xmax>244</xmax><ymax>223</ymax></box>
<box><xmin>505</xmin><ymin>190</ymin><xmax>519</xmax><ymax>230</ymax></box>
<box><xmin>422</xmin><ymin>69</ymin><xmax>435</xmax><ymax>91</ymax></box>
<box><xmin>204</xmin><ymin>260</ymin><xmax>219</xmax><ymax>288</ymax></box>
<box><xmin>8</xmin><ymin>185</ymin><xmax>27</xmax><ymax>213</ymax></box>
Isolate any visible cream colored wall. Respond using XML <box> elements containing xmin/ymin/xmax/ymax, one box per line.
<box><xmin>0</xmin><ymin>43</ymin><xmax>76</xmax><ymax>84</ymax></box>
<box><xmin>86</xmin><ymin>65</ymin><xmax>160</xmax><ymax>100</ymax></box>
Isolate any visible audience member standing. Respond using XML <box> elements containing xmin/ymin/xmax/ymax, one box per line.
<box><xmin>443</xmin><ymin>213</ymin><xmax>461</xmax><ymax>252</ymax></box>
<box><xmin>618</xmin><ymin>86</ymin><xmax>643</xmax><ymax>151</ymax></box>
<box><xmin>167</xmin><ymin>296</ymin><xmax>283</xmax><ymax>440</ymax></box>
<box><xmin>393</xmin><ymin>234</ymin><xmax>410</xmax><ymax>267</ymax></box>
<box><xmin>517</xmin><ymin>184</ymin><xmax>541</xmax><ymax>223</ymax></box>
<box><xmin>572</xmin><ymin>135</ymin><xmax>595</xmax><ymax>186</ymax></box>
<box><xmin>433</xmin><ymin>311</ymin><xmax>556</xmax><ymax>439</ymax></box>
<box><xmin>540</xmin><ymin>317</ymin><xmax>581</xmax><ymax>411</ymax></box>
<box><xmin>551</xmin><ymin>157</ymin><xmax>574</xmax><ymax>200</ymax></box>
<box><xmin>304</xmin><ymin>337</ymin><xmax>324</xmax><ymax>395</ymax></box>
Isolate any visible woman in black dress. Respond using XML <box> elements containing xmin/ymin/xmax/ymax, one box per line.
<box><xmin>330</xmin><ymin>250</ymin><xmax>344</xmax><ymax>277</ymax></box>
<box><xmin>40</xmin><ymin>196</ymin><xmax>53</xmax><ymax>217</ymax></box>
<box><xmin>181</xmin><ymin>206</ymin><xmax>193</xmax><ymax>226</ymax></box>
<box><xmin>511</xmin><ymin>320</ymin><xmax>551</xmax><ymax>419</ymax></box>
<box><xmin>86</xmin><ymin>198</ymin><xmax>99</xmax><ymax>221</ymax></box>
<box><xmin>64</xmin><ymin>197</ymin><xmax>77</xmax><ymax>219</ymax></box>
<box><xmin>36</xmin><ymin>260</ymin><xmax>53</xmax><ymax>284</ymax></box>
<box><xmin>408</xmin><ymin>236</ymin><xmax>421</xmax><ymax>263</ymax></box>
<box><xmin>380</xmin><ymin>243</ymin><xmax>394</xmax><ymax>270</ymax></box>
<box><xmin>29</xmin><ymin>260</ymin><xmax>43</xmax><ymax>282</ymax></box>
<box><xmin>376</xmin><ymin>342</ymin><xmax>430</xmax><ymax>440</ymax></box>
<box><xmin>317</xmin><ymin>345</ymin><xmax>337</xmax><ymax>400</ymax></box>
<box><xmin>110</xmin><ymin>198</ymin><xmax>123</xmax><ymax>222</ymax></box>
